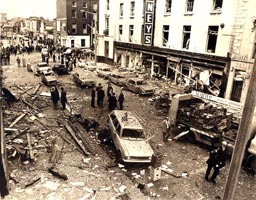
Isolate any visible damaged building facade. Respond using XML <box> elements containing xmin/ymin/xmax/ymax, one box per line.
<box><xmin>97</xmin><ymin>0</ymin><xmax>256</xmax><ymax>103</ymax></box>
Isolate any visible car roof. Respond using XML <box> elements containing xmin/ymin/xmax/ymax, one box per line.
<box><xmin>37</xmin><ymin>62</ymin><xmax>48</xmax><ymax>66</ymax></box>
<box><xmin>111</xmin><ymin>110</ymin><xmax>143</xmax><ymax>130</ymax></box>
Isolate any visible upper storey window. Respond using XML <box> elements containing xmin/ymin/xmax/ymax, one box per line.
<box><xmin>165</xmin><ymin>0</ymin><xmax>172</xmax><ymax>14</ymax></box>
<box><xmin>213</xmin><ymin>0</ymin><xmax>223</xmax><ymax>11</ymax></box>
<box><xmin>185</xmin><ymin>0</ymin><xmax>194</xmax><ymax>13</ymax></box>
<box><xmin>130</xmin><ymin>2</ymin><xmax>135</xmax><ymax>18</ymax></box>
<box><xmin>120</xmin><ymin>3</ymin><xmax>124</xmax><ymax>18</ymax></box>
<box><xmin>72</xmin><ymin>1</ymin><xmax>77</xmax><ymax>7</ymax></box>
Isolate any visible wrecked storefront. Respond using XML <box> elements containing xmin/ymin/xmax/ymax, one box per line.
<box><xmin>114</xmin><ymin>41</ymin><xmax>231</xmax><ymax>98</ymax></box>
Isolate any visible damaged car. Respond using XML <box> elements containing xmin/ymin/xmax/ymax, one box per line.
<box><xmin>123</xmin><ymin>78</ymin><xmax>155</xmax><ymax>95</ymax></box>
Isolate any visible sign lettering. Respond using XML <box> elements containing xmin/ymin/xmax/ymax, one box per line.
<box><xmin>143</xmin><ymin>0</ymin><xmax>155</xmax><ymax>46</ymax></box>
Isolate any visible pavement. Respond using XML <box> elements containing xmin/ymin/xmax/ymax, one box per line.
<box><xmin>1</xmin><ymin>52</ymin><xmax>256</xmax><ymax>200</ymax></box>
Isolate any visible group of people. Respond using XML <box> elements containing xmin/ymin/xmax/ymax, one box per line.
<box><xmin>91</xmin><ymin>82</ymin><xmax>124</xmax><ymax>111</ymax></box>
<box><xmin>162</xmin><ymin>117</ymin><xmax>228</xmax><ymax>185</ymax></box>
<box><xmin>50</xmin><ymin>86</ymin><xmax>67</xmax><ymax>110</ymax></box>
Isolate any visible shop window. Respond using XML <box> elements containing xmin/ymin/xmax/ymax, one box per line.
<box><xmin>163</xmin><ymin>25</ymin><xmax>169</xmax><ymax>47</ymax></box>
<box><xmin>129</xmin><ymin>25</ymin><xmax>134</xmax><ymax>42</ymax></box>
<box><xmin>165</xmin><ymin>0</ymin><xmax>172</xmax><ymax>14</ymax></box>
<box><xmin>72</xmin><ymin>1</ymin><xmax>77</xmax><ymax>7</ymax></box>
<box><xmin>71</xmin><ymin>40</ymin><xmax>74</xmax><ymax>48</ymax></box>
<box><xmin>130</xmin><ymin>2</ymin><xmax>135</xmax><ymax>18</ymax></box>
<box><xmin>213</xmin><ymin>0</ymin><xmax>223</xmax><ymax>11</ymax></box>
<box><xmin>81</xmin><ymin>39</ymin><xmax>85</xmax><ymax>47</ymax></box>
<box><xmin>207</xmin><ymin>26</ymin><xmax>219</xmax><ymax>53</ymax></box>
<box><xmin>186</xmin><ymin>0</ymin><xmax>194</xmax><ymax>13</ymax></box>
<box><xmin>72</xmin><ymin>10</ymin><xmax>77</xmax><ymax>19</ymax></box>
<box><xmin>120</xmin><ymin>3</ymin><xmax>124</xmax><ymax>18</ymax></box>
<box><xmin>72</xmin><ymin>24</ymin><xmax>77</xmax><ymax>34</ymax></box>
<box><xmin>182</xmin><ymin>26</ymin><xmax>191</xmax><ymax>49</ymax></box>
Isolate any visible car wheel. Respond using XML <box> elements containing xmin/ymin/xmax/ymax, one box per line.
<box><xmin>186</xmin><ymin>131</ymin><xmax>196</xmax><ymax>143</ymax></box>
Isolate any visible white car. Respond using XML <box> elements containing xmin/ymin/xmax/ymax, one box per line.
<box><xmin>34</xmin><ymin>62</ymin><xmax>51</xmax><ymax>75</ymax></box>
<box><xmin>77</xmin><ymin>61</ymin><xmax>86</xmax><ymax>68</ymax></box>
<box><xmin>107</xmin><ymin>110</ymin><xmax>154</xmax><ymax>163</ymax></box>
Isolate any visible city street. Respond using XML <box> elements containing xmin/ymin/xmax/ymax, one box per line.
<box><xmin>1</xmin><ymin>52</ymin><xmax>256</xmax><ymax>200</ymax></box>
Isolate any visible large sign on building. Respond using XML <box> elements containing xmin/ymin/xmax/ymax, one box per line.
<box><xmin>143</xmin><ymin>0</ymin><xmax>155</xmax><ymax>46</ymax></box>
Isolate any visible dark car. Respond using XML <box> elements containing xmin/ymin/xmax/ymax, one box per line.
<box><xmin>123</xmin><ymin>78</ymin><xmax>155</xmax><ymax>95</ymax></box>
<box><xmin>52</xmin><ymin>64</ymin><xmax>70</xmax><ymax>75</ymax></box>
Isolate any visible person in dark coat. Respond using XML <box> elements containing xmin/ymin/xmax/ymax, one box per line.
<box><xmin>60</xmin><ymin>87</ymin><xmax>67</xmax><ymax>110</ymax></box>
<box><xmin>108</xmin><ymin>93</ymin><xmax>117</xmax><ymax>111</ymax></box>
<box><xmin>97</xmin><ymin>86</ymin><xmax>105</xmax><ymax>108</ymax></box>
<box><xmin>91</xmin><ymin>86</ymin><xmax>96</xmax><ymax>108</ymax></box>
<box><xmin>118</xmin><ymin>90</ymin><xmax>124</xmax><ymax>110</ymax></box>
<box><xmin>205</xmin><ymin>140</ymin><xmax>228</xmax><ymax>184</ymax></box>
<box><xmin>50</xmin><ymin>87</ymin><xmax>59</xmax><ymax>109</ymax></box>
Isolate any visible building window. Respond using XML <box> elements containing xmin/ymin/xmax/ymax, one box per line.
<box><xmin>119</xmin><ymin>25</ymin><xmax>123</xmax><ymax>40</ymax></box>
<box><xmin>81</xmin><ymin>39</ymin><xmax>85</xmax><ymax>47</ymax></box>
<box><xmin>104</xmin><ymin>17</ymin><xmax>109</xmax><ymax>36</ymax></box>
<box><xmin>207</xmin><ymin>26</ymin><xmax>219</xmax><ymax>53</ymax></box>
<box><xmin>120</xmin><ymin>3</ymin><xmax>124</xmax><ymax>18</ymax></box>
<box><xmin>82</xmin><ymin>2</ymin><xmax>87</xmax><ymax>8</ymax></box>
<box><xmin>130</xmin><ymin>2</ymin><xmax>135</xmax><ymax>17</ymax></box>
<box><xmin>83</xmin><ymin>24</ymin><xmax>87</xmax><ymax>34</ymax></box>
<box><xmin>82</xmin><ymin>12</ymin><xmax>87</xmax><ymax>19</ymax></box>
<box><xmin>182</xmin><ymin>26</ymin><xmax>191</xmax><ymax>49</ymax></box>
<box><xmin>213</xmin><ymin>0</ymin><xmax>223</xmax><ymax>11</ymax></box>
<box><xmin>186</xmin><ymin>0</ymin><xmax>194</xmax><ymax>13</ymax></box>
<box><xmin>105</xmin><ymin>41</ymin><xmax>109</xmax><ymax>57</ymax></box>
<box><xmin>72</xmin><ymin>10</ymin><xmax>77</xmax><ymax>18</ymax></box>
<box><xmin>129</xmin><ymin>25</ymin><xmax>134</xmax><ymax>42</ymax></box>
<box><xmin>72</xmin><ymin>24</ymin><xmax>77</xmax><ymax>34</ymax></box>
<box><xmin>71</xmin><ymin>39</ymin><xmax>75</xmax><ymax>47</ymax></box>
<box><xmin>106</xmin><ymin>0</ymin><xmax>110</xmax><ymax>10</ymax></box>
<box><xmin>163</xmin><ymin>25</ymin><xmax>169</xmax><ymax>46</ymax></box>
<box><xmin>165</xmin><ymin>0</ymin><xmax>172</xmax><ymax>13</ymax></box>
<box><xmin>72</xmin><ymin>1</ymin><xmax>77</xmax><ymax>7</ymax></box>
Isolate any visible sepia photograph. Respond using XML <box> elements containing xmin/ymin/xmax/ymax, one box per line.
<box><xmin>0</xmin><ymin>0</ymin><xmax>256</xmax><ymax>199</ymax></box>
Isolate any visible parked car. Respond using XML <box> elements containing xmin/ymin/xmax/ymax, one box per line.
<box><xmin>108</xmin><ymin>72</ymin><xmax>126</xmax><ymax>86</ymax></box>
<box><xmin>84</xmin><ymin>61</ymin><xmax>97</xmax><ymax>71</ymax></box>
<box><xmin>41</xmin><ymin>70</ymin><xmax>57</xmax><ymax>86</ymax></box>
<box><xmin>107</xmin><ymin>110</ymin><xmax>154</xmax><ymax>163</ymax></box>
<box><xmin>72</xmin><ymin>72</ymin><xmax>96</xmax><ymax>88</ymax></box>
<box><xmin>123</xmin><ymin>78</ymin><xmax>155</xmax><ymax>95</ymax></box>
<box><xmin>52</xmin><ymin>64</ymin><xmax>70</xmax><ymax>75</ymax></box>
<box><xmin>96</xmin><ymin>66</ymin><xmax>112</xmax><ymax>79</ymax></box>
<box><xmin>34</xmin><ymin>62</ymin><xmax>51</xmax><ymax>75</ymax></box>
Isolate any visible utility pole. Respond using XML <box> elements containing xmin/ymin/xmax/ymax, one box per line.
<box><xmin>0</xmin><ymin>66</ymin><xmax>9</xmax><ymax>197</ymax></box>
<box><xmin>223</xmin><ymin>57</ymin><xmax>256</xmax><ymax>199</ymax></box>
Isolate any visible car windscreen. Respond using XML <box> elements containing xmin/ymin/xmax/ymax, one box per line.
<box><xmin>136</xmin><ymin>80</ymin><xmax>145</xmax><ymax>85</ymax></box>
<box><xmin>122</xmin><ymin>129</ymin><xmax>145</xmax><ymax>138</ymax></box>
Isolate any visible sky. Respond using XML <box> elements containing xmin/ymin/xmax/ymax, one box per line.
<box><xmin>0</xmin><ymin>0</ymin><xmax>56</xmax><ymax>20</ymax></box>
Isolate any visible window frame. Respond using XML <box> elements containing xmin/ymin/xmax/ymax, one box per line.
<box><xmin>72</xmin><ymin>10</ymin><xmax>77</xmax><ymax>19</ymax></box>
<box><xmin>182</xmin><ymin>25</ymin><xmax>191</xmax><ymax>49</ymax></box>
<box><xmin>130</xmin><ymin>1</ymin><xmax>135</xmax><ymax>18</ymax></box>
<box><xmin>185</xmin><ymin>0</ymin><xmax>194</xmax><ymax>13</ymax></box>
<box><xmin>129</xmin><ymin>25</ymin><xmax>134</xmax><ymax>42</ymax></box>
<box><xmin>72</xmin><ymin>1</ymin><xmax>77</xmax><ymax>7</ymax></box>
<box><xmin>206</xmin><ymin>26</ymin><xmax>219</xmax><ymax>53</ymax></box>
<box><xmin>163</xmin><ymin>25</ymin><xmax>169</xmax><ymax>46</ymax></box>
<box><xmin>120</xmin><ymin>3</ymin><xmax>124</xmax><ymax>18</ymax></box>
<box><xmin>165</xmin><ymin>0</ymin><xmax>172</xmax><ymax>14</ymax></box>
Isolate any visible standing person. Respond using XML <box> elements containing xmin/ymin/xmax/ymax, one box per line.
<box><xmin>91</xmin><ymin>86</ymin><xmax>96</xmax><ymax>108</ymax></box>
<box><xmin>16</xmin><ymin>57</ymin><xmax>21</xmax><ymax>67</ymax></box>
<box><xmin>96</xmin><ymin>83</ymin><xmax>102</xmax><ymax>107</ymax></box>
<box><xmin>60</xmin><ymin>87</ymin><xmax>67</xmax><ymax>110</ymax></box>
<box><xmin>73</xmin><ymin>56</ymin><xmax>77</xmax><ymax>68</ymax></box>
<box><xmin>162</xmin><ymin>117</ymin><xmax>170</xmax><ymax>142</ymax></box>
<box><xmin>107</xmin><ymin>82</ymin><xmax>113</xmax><ymax>97</ymax></box>
<box><xmin>108</xmin><ymin>93</ymin><xmax>117</xmax><ymax>111</ymax></box>
<box><xmin>97</xmin><ymin>86</ymin><xmax>105</xmax><ymax>108</ymax></box>
<box><xmin>118</xmin><ymin>89</ymin><xmax>124</xmax><ymax>110</ymax></box>
<box><xmin>205</xmin><ymin>140</ymin><xmax>228</xmax><ymax>184</ymax></box>
<box><xmin>50</xmin><ymin>87</ymin><xmax>59</xmax><ymax>109</ymax></box>
<box><xmin>53</xmin><ymin>52</ymin><xmax>56</xmax><ymax>62</ymax></box>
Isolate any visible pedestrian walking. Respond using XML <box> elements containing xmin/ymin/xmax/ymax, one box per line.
<box><xmin>97</xmin><ymin>86</ymin><xmax>105</xmax><ymax>108</ymax></box>
<box><xmin>205</xmin><ymin>140</ymin><xmax>228</xmax><ymax>184</ymax></box>
<box><xmin>162</xmin><ymin>117</ymin><xmax>170</xmax><ymax>142</ymax></box>
<box><xmin>60</xmin><ymin>87</ymin><xmax>67</xmax><ymax>110</ymax></box>
<box><xmin>16</xmin><ymin>57</ymin><xmax>21</xmax><ymax>67</ymax></box>
<box><xmin>91</xmin><ymin>86</ymin><xmax>96</xmax><ymax>108</ymax></box>
<box><xmin>107</xmin><ymin>82</ymin><xmax>113</xmax><ymax>97</ymax></box>
<box><xmin>108</xmin><ymin>93</ymin><xmax>117</xmax><ymax>111</ymax></box>
<box><xmin>118</xmin><ymin>89</ymin><xmax>124</xmax><ymax>110</ymax></box>
<box><xmin>73</xmin><ymin>56</ymin><xmax>77</xmax><ymax>68</ymax></box>
<box><xmin>50</xmin><ymin>86</ymin><xmax>59</xmax><ymax>109</ymax></box>
<box><xmin>53</xmin><ymin>53</ymin><xmax>56</xmax><ymax>62</ymax></box>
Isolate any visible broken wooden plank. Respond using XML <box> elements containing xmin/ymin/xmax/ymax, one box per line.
<box><xmin>35</xmin><ymin>118</ymin><xmax>49</xmax><ymax>130</ymax></box>
<box><xmin>61</xmin><ymin>120</ymin><xmax>91</xmax><ymax>156</ymax></box>
<box><xmin>25</xmin><ymin>177</ymin><xmax>41</xmax><ymax>188</ymax></box>
<box><xmin>9</xmin><ymin>113</ymin><xmax>26</xmax><ymax>128</ymax></box>
<box><xmin>26</xmin><ymin>132</ymin><xmax>35</xmax><ymax>160</ymax></box>
<box><xmin>59</xmin><ymin>133</ymin><xmax>83</xmax><ymax>154</ymax></box>
<box><xmin>48</xmin><ymin>167</ymin><xmax>68</xmax><ymax>180</ymax></box>
<box><xmin>33</xmin><ymin>84</ymin><xmax>41</xmax><ymax>95</ymax></box>
<box><xmin>161</xmin><ymin>168</ymin><xmax>182</xmax><ymax>178</ymax></box>
<box><xmin>8</xmin><ymin>127</ymin><xmax>30</xmax><ymax>141</ymax></box>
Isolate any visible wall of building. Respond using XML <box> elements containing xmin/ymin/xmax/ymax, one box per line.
<box><xmin>66</xmin><ymin>35</ymin><xmax>90</xmax><ymax>48</ymax></box>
